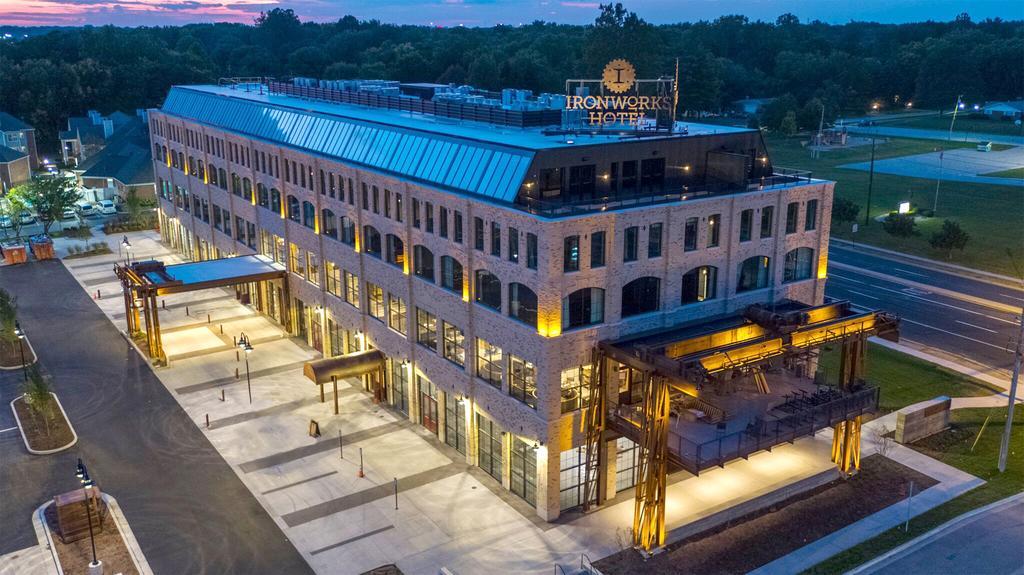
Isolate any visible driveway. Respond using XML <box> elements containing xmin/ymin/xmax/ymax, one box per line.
<box><xmin>846</xmin><ymin>125</ymin><xmax>1024</xmax><ymax>146</ymax></box>
<box><xmin>0</xmin><ymin>260</ymin><xmax>311</xmax><ymax>574</ymax></box>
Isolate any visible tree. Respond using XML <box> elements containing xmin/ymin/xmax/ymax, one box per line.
<box><xmin>831</xmin><ymin>197</ymin><xmax>861</xmax><ymax>225</ymax></box>
<box><xmin>882</xmin><ymin>213</ymin><xmax>918</xmax><ymax>238</ymax></box>
<box><xmin>0</xmin><ymin>288</ymin><xmax>17</xmax><ymax>349</ymax></box>
<box><xmin>20</xmin><ymin>174</ymin><xmax>79</xmax><ymax>235</ymax></box>
<box><xmin>21</xmin><ymin>365</ymin><xmax>55</xmax><ymax>438</ymax></box>
<box><xmin>3</xmin><ymin>187</ymin><xmax>30</xmax><ymax>240</ymax></box>
<box><xmin>929</xmin><ymin>219</ymin><xmax>970</xmax><ymax>259</ymax></box>
<box><xmin>779</xmin><ymin>111</ymin><xmax>798</xmax><ymax>136</ymax></box>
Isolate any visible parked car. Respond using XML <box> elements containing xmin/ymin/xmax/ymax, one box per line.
<box><xmin>77</xmin><ymin>202</ymin><xmax>97</xmax><ymax>217</ymax></box>
<box><xmin>18</xmin><ymin>211</ymin><xmax>35</xmax><ymax>225</ymax></box>
<box><xmin>97</xmin><ymin>199</ymin><xmax>117</xmax><ymax>215</ymax></box>
<box><xmin>977</xmin><ymin>141</ymin><xmax>992</xmax><ymax>152</ymax></box>
<box><xmin>0</xmin><ymin>215</ymin><xmax>11</xmax><ymax>228</ymax></box>
<box><xmin>62</xmin><ymin>207</ymin><xmax>78</xmax><ymax>220</ymax></box>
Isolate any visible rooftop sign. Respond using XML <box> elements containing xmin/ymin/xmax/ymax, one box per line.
<box><xmin>565</xmin><ymin>59</ymin><xmax>676</xmax><ymax>128</ymax></box>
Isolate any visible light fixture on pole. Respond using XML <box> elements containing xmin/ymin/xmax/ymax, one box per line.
<box><xmin>121</xmin><ymin>236</ymin><xmax>132</xmax><ymax>265</ymax></box>
<box><xmin>239</xmin><ymin>332</ymin><xmax>254</xmax><ymax>404</ymax></box>
<box><xmin>14</xmin><ymin>320</ymin><xmax>26</xmax><ymax>381</ymax></box>
<box><xmin>75</xmin><ymin>458</ymin><xmax>101</xmax><ymax>574</ymax></box>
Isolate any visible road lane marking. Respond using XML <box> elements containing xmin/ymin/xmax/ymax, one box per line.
<box><xmin>845</xmin><ymin>290</ymin><xmax>880</xmax><ymax>300</ymax></box>
<box><xmin>827</xmin><ymin>273</ymin><xmax>865</xmax><ymax>284</ymax></box>
<box><xmin>830</xmin><ymin>261</ymin><xmax>1022</xmax><ymax>315</ymax></box>
<box><xmin>1000</xmin><ymin>293</ymin><xmax>1024</xmax><ymax>302</ymax></box>
<box><xmin>894</xmin><ymin>268</ymin><xmax>928</xmax><ymax>277</ymax></box>
<box><xmin>870</xmin><ymin>284</ymin><xmax>1019</xmax><ymax>325</ymax></box>
<box><xmin>0</xmin><ymin>426</ymin><xmax>17</xmax><ymax>434</ymax></box>
<box><xmin>956</xmin><ymin>320</ymin><xmax>998</xmax><ymax>334</ymax></box>
<box><xmin>901</xmin><ymin>319</ymin><xmax>1008</xmax><ymax>351</ymax></box>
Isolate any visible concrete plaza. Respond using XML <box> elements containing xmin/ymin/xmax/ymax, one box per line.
<box><xmin>50</xmin><ymin>230</ymin><xmax>983</xmax><ymax>574</ymax></box>
<box><xmin>841</xmin><ymin>145</ymin><xmax>1024</xmax><ymax>187</ymax></box>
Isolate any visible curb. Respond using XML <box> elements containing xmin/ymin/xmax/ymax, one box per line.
<box><xmin>9</xmin><ymin>393</ymin><xmax>79</xmax><ymax>455</ymax></box>
<box><xmin>33</xmin><ymin>501</ymin><xmax>64</xmax><ymax>575</ymax></box>
<box><xmin>830</xmin><ymin>238</ymin><xmax>1023</xmax><ymax>287</ymax></box>
<box><xmin>0</xmin><ymin>336</ymin><xmax>38</xmax><ymax>371</ymax></box>
<box><xmin>869</xmin><ymin>337</ymin><xmax>1013</xmax><ymax>391</ymax></box>
<box><xmin>845</xmin><ymin>492</ymin><xmax>1024</xmax><ymax>575</ymax></box>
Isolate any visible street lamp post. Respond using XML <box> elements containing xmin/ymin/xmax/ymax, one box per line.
<box><xmin>239</xmin><ymin>333</ymin><xmax>253</xmax><ymax>404</ymax></box>
<box><xmin>75</xmin><ymin>458</ymin><xmax>102</xmax><ymax>575</ymax></box>
<box><xmin>14</xmin><ymin>321</ymin><xmax>27</xmax><ymax>381</ymax></box>
<box><xmin>121</xmin><ymin>236</ymin><xmax>132</xmax><ymax>266</ymax></box>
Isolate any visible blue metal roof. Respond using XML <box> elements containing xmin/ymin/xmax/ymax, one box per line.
<box><xmin>160</xmin><ymin>86</ymin><xmax>536</xmax><ymax>204</ymax></box>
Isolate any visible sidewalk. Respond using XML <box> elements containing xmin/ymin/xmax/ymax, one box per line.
<box><xmin>830</xmin><ymin>238</ymin><xmax>1023</xmax><ymax>288</ymax></box>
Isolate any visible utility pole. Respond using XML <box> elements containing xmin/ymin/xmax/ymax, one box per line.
<box><xmin>934</xmin><ymin>95</ymin><xmax>963</xmax><ymax>216</ymax></box>
<box><xmin>864</xmin><ymin>137</ymin><xmax>876</xmax><ymax>226</ymax></box>
<box><xmin>997</xmin><ymin>308</ymin><xmax>1023</xmax><ymax>473</ymax></box>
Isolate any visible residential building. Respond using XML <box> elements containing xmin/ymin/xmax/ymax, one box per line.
<box><xmin>981</xmin><ymin>100</ymin><xmax>1024</xmax><ymax>121</ymax></box>
<box><xmin>0</xmin><ymin>144</ymin><xmax>30</xmax><ymax>192</ymax></box>
<box><xmin>60</xmin><ymin>109</ymin><xmax>140</xmax><ymax>166</ymax></box>
<box><xmin>0</xmin><ymin>111</ymin><xmax>39</xmax><ymax>169</ymax></box>
<box><xmin>76</xmin><ymin>118</ymin><xmax>155</xmax><ymax>202</ymax></box>
<box><xmin>148</xmin><ymin>78</ymin><xmax>884</xmax><ymax>536</ymax></box>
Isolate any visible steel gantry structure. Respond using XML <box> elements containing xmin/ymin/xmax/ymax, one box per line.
<box><xmin>581</xmin><ymin>299</ymin><xmax>899</xmax><ymax>551</ymax></box>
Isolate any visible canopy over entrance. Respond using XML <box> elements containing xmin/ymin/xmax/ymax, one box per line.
<box><xmin>114</xmin><ymin>255</ymin><xmax>289</xmax><ymax>364</ymax></box>
<box><xmin>303</xmin><ymin>350</ymin><xmax>387</xmax><ymax>414</ymax></box>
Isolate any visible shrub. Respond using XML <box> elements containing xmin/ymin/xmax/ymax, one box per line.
<box><xmin>882</xmin><ymin>213</ymin><xmax>918</xmax><ymax>238</ymax></box>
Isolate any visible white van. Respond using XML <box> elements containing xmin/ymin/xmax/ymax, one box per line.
<box><xmin>77</xmin><ymin>202</ymin><xmax>96</xmax><ymax>217</ymax></box>
<box><xmin>97</xmin><ymin>199</ymin><xmax>117</xmax><ymax>215</ymax></box>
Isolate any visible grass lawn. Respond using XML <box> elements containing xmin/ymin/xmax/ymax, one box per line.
<box><xmin>804</xmin><ymin>404</ymin><xmax>1024</xmax><ymax>574</ymax></box>
<box><xmin>981</xmin><ymin>167</ymin><xmax>1024</xmax><ymax>179</ymax></box>
<box><xmin>816</xmin><ymin>342</ymin><xmax>1001</xmax><ymax>413</ymax></box>
<box><xmin>880</xmin><ymin>115</ymin><xmax>1024</xmax><ymax>138</ymax></box>
<box><xmin>766</xmin><ymin>134</ymin><xmax>1024</xmax><ymax>276</ymax></box>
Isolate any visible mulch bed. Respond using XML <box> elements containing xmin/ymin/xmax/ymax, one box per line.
<box><xmin>595</xmin><ymin>455</ymin><xmax>938</xmax><ymax>575</ymax></box>
<box><xmin>362</xmin><ymin>565</ymin><xmax>404</xmax><ymax>575</ymax></box>
<box><xmin>0</xmin><ymin>338</ymin><xmax>35</xmax><ymax>368</ymax></box>
<box><xmin>12</xmin><ymin>395</ymin><xmax>74</xmax><ymax>451</ymax></box>
<box><xmin>44</xmin><ymin>502</ymin><xmax>139</xmax><ymax>575</ymax></box>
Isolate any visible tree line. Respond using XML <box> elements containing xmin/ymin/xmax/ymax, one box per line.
<box><xmin>1</xmin><ymin>4</ymin><xmax>1021</xmax><ymax>151</ymax></box>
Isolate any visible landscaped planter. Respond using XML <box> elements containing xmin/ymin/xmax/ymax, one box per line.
<box><xmin>11</xmin><ymin>392</ymin><xmax>78</xmax><ymax>454</ymax></box>
<box><xmin>0</xmin><ymin>334</ymin><xmax>37</xmax><ymax>370</ymax></box>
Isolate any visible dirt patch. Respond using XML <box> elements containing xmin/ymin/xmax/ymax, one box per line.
<box><xmin>595</xmin><ymin>456</ymin><xmax>938</xmax><ymax>575</ymax></box>
<box><xmin>0</xmin><ymin>338</ymin><xmax>35</xmax><ymax>368</ymax></box>
<box><xmin>44</xmin><ymin>502</ymin><xmax>140</xmax><ymax>575</ymax></box>
<box><xmin>12</xmin><ymin>395</ymin><xmax>74</xmax><ymax>451</ymax></box>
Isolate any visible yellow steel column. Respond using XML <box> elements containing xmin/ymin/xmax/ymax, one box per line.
<box><xmin>633</xmin><ymin>373</ymin><xmax>670</xmax><ymax>551</ymax></box>
<box><xmin>583</xmin><ymin>349</ymin><xmax>606</xmax><ymax>511</ymax></box>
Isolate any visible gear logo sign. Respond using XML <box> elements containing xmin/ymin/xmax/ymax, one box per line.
<box><xmin>602</xmin><ymin>59</ymin><xmax>636</xmax><ymax>94</ymax></box>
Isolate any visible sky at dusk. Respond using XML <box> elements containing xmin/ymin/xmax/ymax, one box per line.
<box><xmin>1</xmin><ymin>0</ymin><xmax>1022</xmax><ymax>28</ymax></box>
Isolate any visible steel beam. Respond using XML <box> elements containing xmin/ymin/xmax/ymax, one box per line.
<box><xmin>632</xmin><ymin>373</ymin><xmax>670</xmax><ymax>551</ymax></box>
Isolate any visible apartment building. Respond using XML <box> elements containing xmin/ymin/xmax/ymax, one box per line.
<box><xmin>148</xmin><ymin>80</ymin><xmax>835</xmax><ymax>523</ymax></box>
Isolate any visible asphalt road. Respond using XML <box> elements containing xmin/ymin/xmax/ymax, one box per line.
<box><xmin>867</xmin><ymin>497</ymin><xmax>1024</xmax><ymax>575</ymax></box>
<box><xmin>845</xmin><ymin>124</ymin><xmax>1024</xmax><ymax>146</ymax></box>
<box><xmin>0</xmin><ymin>260</ymin><xmax>312</xmax><ymax>574</ymax></box>
<box><xmin>826</xmin><ymin>243</ymin><xmax>1023</xmax><ymax>372</ymax></box>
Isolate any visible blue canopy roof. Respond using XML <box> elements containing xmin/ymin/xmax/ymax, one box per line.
<box><xmin>160</xmin><ymin>86</ymin><xmax>537</xmax><ymax>204</ymax></box>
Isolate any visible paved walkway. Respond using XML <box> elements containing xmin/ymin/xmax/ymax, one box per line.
<box><xmin>58</xmin><ymin>230</ymin><xmax>874</xmax><ymax>575</ymax></box>
<box><xmin>840</xmin><ymin>145</ymin><xmax>1024</xmax><ymax>187</ymax></box>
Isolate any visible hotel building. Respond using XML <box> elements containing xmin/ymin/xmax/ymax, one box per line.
<box><xmin>146</xmin><ymin>79</ymin><xmax>891</xmax><ymax>544</ymax></box>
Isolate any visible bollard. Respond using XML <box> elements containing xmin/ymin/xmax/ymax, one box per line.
<box><xmin>162</xmin><ymin>300</ymin><xmax>166</xmax><ymax>310</ymax></box>
<box><xmin>208</xmin><ymin>313</ymin><xmax>211</xmax><ymax>324</ymax></box>
<box><xmin>393</xmin><ymin>477</ymin><xmax>398</xmax><ymax>509</ymax></box>
<box><xmin>233</xmin><ymin>336</ymin><xmax>237</xmax><ymax>347</ymax></box>
<box><xmin>357</xmin><ymin>447</ymin><xmax>364</xmax><ymax>478</ymax></box>
<box><xmin>220</xmin><ymin>324</ymin><xmax>224</xmax><ymax>335</ymax></box>
<box><xmin>235</xmin><ymin>350</ymin><xmax>239</xmax><ymax>362</ymax></box>
<box><xmin>220</xmin><ymin>389</ymin><xmax>225</xmax><ymax>402</ymax></box>
<box><xmin>338</xmin><ymin>429</ymin><xmax>343</xmax><ymax>459</ymax></box>
<box><xmin>235</xmin><ymin>367</ymin><xmax>239</xmax><ymax>380</ymax></box>
<box><xmin>185</xmin><ymin>306</ymin><xmax>189</xmax><ymax>316</ymax></box>
<box><xmin>205</xmin><ymin>413</ymin><xmax>210</xmax><ymax>428</ymax></box>
<box><xmin>96</xmin><ymin>289</ymin><xmax>101</xmax><ymax>299</ymax></box>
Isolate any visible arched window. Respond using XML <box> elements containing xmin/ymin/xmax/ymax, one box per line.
<box><xmin>154</xmin><ymin>143</ymin><xmax>161</xmax><ymax>158</ymax></box>
<box><xmin>231</xmin><ymin>173</ymin><xmax>242</xmax><ymax>196</ymax></box>
<box><xmin>321</xmin><ymin>209</ymin><xmax>338</xmax><ymax>239</ymax></box>
<box><xmin>385</xmin><ymin>234</ymin><xmax>405</xmax><ymax>268</ymax></box>
<box><xmin>474</xmin><ymin>270</ymin><xmax>501</xmax><ymax>311</ymax></box>
<box><xmin>286</xmin><ymin>195</ymin><xmax>300</xmax><ymax>222</ymax></box>
<box><xmin>257</xmin><ymin>183</ymin><xmax>269</xmax><ymax>208</ymax></box>
<box><xmin>413</xmin><ymin>245</ymin><xmax>434</xmax><ymax>282</ymax></box>
<box><xmin>562</xmin><ymin>288</ymin><xmax>604</xmax><ymax>329</ymax></box>
<box><xmin>218</xmin><ymin>168</ymin><xmax>227</xmax><ymax>190</ymax></box>
<box><xmin>508</xmin><ymin>283</ymin><xmax>538</xmax><ymax>327</ymax></box>
<box><xmin>363</xmin><ymin>225</ymin><xmax>381</xmax><ymax>258</ymax></box>
<box><xmin>302</xmin><ymin>201</ymin><xmax>316</xmax><ymax>229</ymax></box>
<box><xmin>681</xmin><ymin>266</ymin><xmax>718</xmax><ymax>304</ymax></box>
<box><xmin>621</xmin><ymin>277</ymin><xmax>660</xmax><ymax>317</ymax></box>
<box><xmin>270</xmin><ymin>188</ymin><xmax>281</xmax><ymax>213</ymax></box>
<box><xmin>737</xmin><ymin>256</ymin><xmax>771</xmax><ymax>292</ymax></box>
<box><xmin>242</xmin><ymin>178</ymin><xmax>252</xmax><ymax>202</ymax></box>
<box><xmin>340</xmin><ymin>216</ymin><xmax>355</xmax><ymax>246</ymax></box>
<box><xmin>784</xmin><ymin>248</ymin><xmax>814</xmax><ymax>283</ymax></box>
<box><xmin>440</xmin><ymin>256</ymin><xmax>463</xmax><ymax>294</ymax></box>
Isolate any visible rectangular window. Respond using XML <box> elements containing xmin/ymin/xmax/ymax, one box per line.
<box><xmin>416</xmin><ymin>308</ymin><xmax>437</xmax><ymax>351</ymax></box>
<box><xmin>640</xmin><ymin>157</ymin><xmax>665</xmax><ymax>191</ymax></box>
<box><xmin>786</xmin><ymin>202</ymin><xmax>799</xmax><ymax>234</ymax></box>
<box><xmin>384</xmin><ymin>189</ymin><xmax>391</xmax><ymax>218</ymax></box>
<box><xmin>367</xmin><ymin>283</ymin><xmax>385</xmax><ymax>321</ymax></box>
<box><xmin>508</xmin><ymin>227</ymin><xmax>519</xmax><ymax>263</ymax></box>
<box><xmin>740</xmin><ymin>209</ymin><xmax>753</xmax><ymax>242</ymax></box>
<box><xmin>684</xmin><ymin>217</ymin><xmax>698</xmax><ymax>251</ymax></box>
<box><xmin>453</xmin><ymin>211</ymin><xmax>463</xmax><ymax>243</ymax></box>
<box><xmin>395</xmin><ymin>193</ymin><xmax>403</xmax><ymax>222</ymax></box>
<box><xmin>623</xmin><ymin>226</ymin><xmax>639</xmax><ymax>262</ymax></box>
<box><xmin>306</xmin><ymin>252</ymin><xmax>320</xmax><ymax>286</ymax></box>
<box><xmin>476</xmin><ymin>338</ymin><xmax>502</xmax><ymax>388</ymax></box>
<box><xmin>474</xmin><ymin>217</ymin><xmax>484</xmax><ymax>251</ymax></box>
<box><xmin>439</xmin><ymin>207</ymin><xmax>449</xmax><ymax>239</ymax></box>
<box><xmin>648</xmin><ymin>223</ymin><xmax>663</xmax><ymax>258</ymax></box>
<box><xmin>761</xmin><ymin>205</ymin><xmax>775</xmax><ymax>238</ymax></box>
<box><xmin>344</xmin><ymin>271</ymin><xmax>360</xmax><ymax>308</ymax></box>
<box><xmin>805</xmin><ymin>199</ymin><xmax>818</xmax><ymax>231</ymax></box>
<box><xmin>590</xmin><ymin>231</ymin><xmax>605</xmax><ymax>268</ymax></box>
<box><xmin>490</xmin><ymin>222</ymin><xmax>500</xmax><ymax>256</ymax></box>
<box><xmin>325</xmin><ymin>261</ymin><xmax>341</xmax><ymax>297</ymax></box>
<box><xmin>372</xmin><ymin>186</ymin><xmax>379</xmax><ymax>214</ymax></box>
<box><xmin>412</xmin><ymin>198</ymin><xmax>421</xmax><ymax>228</ymax></box>
<box><xmin>387</xmin><ymin>294</ymin><xmax>407</xmax><ymax>335</ymax></box>
<box><xmin>442</xmin><ymin>322</ymin><xmax>465</xmax><ymax>367</ymax></box>
<box><xmin>563</xmin><ymin>235</ymin><xmax>580</xmax><ymax>272</ymax></box>
<box><xmin>621</xmin><ymin>160</ymin><xmax>638</xmax><ymax>193</ymax></box>
<box><xmin>526</xmin><ymin>233</ymin><xmax>538</xmax><ymax>270</ymax></box>
<box><xmin>425</xmin><ymin>202</ymin><xmax>434</xmax><ymax>233</ymax></box>
<box><xmin>560</xmin><ymin>365</ymin><xmax>593</xmax><ymax>414</ymax></box>
<box><xmin>508</xmin><ymin>354</ymin><xmax>537</xmax><ymax>409</ymax></box>
<box><xmin>289</xmin><ymin>243</ymin><xmax>304</xmax><ymax>276</ymax></box>
<box><xmin>707</xmin><ymin>214</ymin><xmax>721</xmax><ymax>248</ymax></box>
<box><xmin>361</xmin><ymin>183</ymin><xmax>369</xmax><ymax>210</ymax></box>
